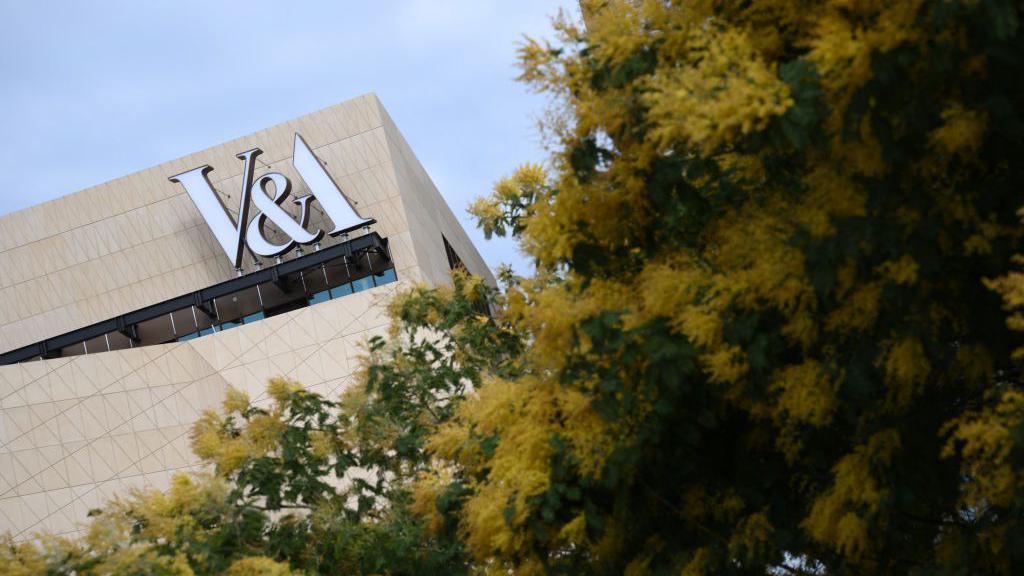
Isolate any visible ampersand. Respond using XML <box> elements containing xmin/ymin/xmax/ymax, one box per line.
<box><xmin>244</xmin><ymin>172</ymin><xmax>324</xmax><ymax>257</ymax></box>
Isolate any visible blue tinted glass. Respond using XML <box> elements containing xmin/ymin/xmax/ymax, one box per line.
<box><xmin>308</xmin><ymin>290</ymin><xmax>331</xmax><ymax>306</ymax></box>
<box><xmin>351</xmin><ymin>276</ymin><xmax>374</xmax><ymax>293</ymax></box>
<box><xmin>373</xmin><ymin>268</ymin><xmax>397</xmax><ymax>286</ymax></box>
<box><xmin>242</xmin><ymin>311</ymin><xmax>265</xmax><ymax>324</ymax></box>
<box><xmin>198</xmin><ymin>327</ymin><xmax>216</xmax><ymax>337</ymax></box>
<box><xmin>178</xmin><ymin>331</ymin><xmax>199</xmax><ymax>341</ymax></box>
<box><xmin>219</xmin><ymin>319</ymin><xmax>242</xmax><ymax>331</ymax></box>
<box><xmin>330</xmin><ymin>283</ymin><xmax>354</xmax><ymax>298</ymax></box>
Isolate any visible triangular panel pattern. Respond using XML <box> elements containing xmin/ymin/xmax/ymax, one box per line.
<box><xmin>0</xmin><ymin>282</ymin><xmax>397</xmax><ymax>539</ymax></box>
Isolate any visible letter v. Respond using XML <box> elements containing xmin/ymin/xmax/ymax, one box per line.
<box><xmin>170</xmin><ymin>148</ymin><xmax>261</xmax><ymax>270</ymax></box>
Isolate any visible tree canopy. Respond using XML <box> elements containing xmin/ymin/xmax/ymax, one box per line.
<box><xmin>5</xmin><ymin>1</ymin><xmax>1024</xmax><ymax>574</ymax></box>
<box><xmin>433</xmin><ymin>0</ymin><xmax>1024</xmax><ymax>573</ymax></box>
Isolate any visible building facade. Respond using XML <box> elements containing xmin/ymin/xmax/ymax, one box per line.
<box><xmin>0</xmin><ymin>94</ymin><xmax>492</xmax><ymax>539</ymax></box>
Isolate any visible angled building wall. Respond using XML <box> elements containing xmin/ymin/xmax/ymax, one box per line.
<box><xmin>0</xmin><ymin>94</ymin><xmax>491</xmax><ymax>539</ymax></box>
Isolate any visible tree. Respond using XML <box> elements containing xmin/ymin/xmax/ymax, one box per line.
<box><xmin>0</xmin><ymin>273</ymin><xmax>521</xmax><ymax>575</ymax></box>
<box><xmin>6</xmin><ymin>2</ymin><xmax>1024</xmax><ymax>574</ymax></box>
<box><xmin>415</xmin><ymin>1</ymin><xmax>1024</xmax><ymax>574</ymax></box>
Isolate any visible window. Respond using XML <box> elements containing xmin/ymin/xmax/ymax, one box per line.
<box><xmin>374</xmin><ymin>268</ymin><xmax>397</xmax><ymax>286</ymax></box>
<box><xmin>443</xmin><ymin>235</ymin><xmax>467</xmax><ymax>272</ymax></box>
<box><xmin>443</xmin><ymin>235</ymin><xmax>489</xmax><ymax>317</ymax></box>
<box><xmin>218</xmin><ymin>318</ymin><xmax>243</xmax><ymax>331</ymax></box>
<box><xmin>242</xmin><ymin>311</ymin><xmax>265</xmax><ymax>324</ymax></box>
<box><xmin>330</xmin><ymin>283</ymin><xmax>354</xmax><ymax>298</ymax></box>
<box><xmin>3</xmin><ymin>234</ymin><xmax>397</xmax><ymax>363</ymax></box>
<box><xmin>308</xmin><ymin>290</ymin><xmax>331</xmax><ymax>306</ymax></box>
<box><xmin>352</xmin><ymin>275</ymin><xmax>375</xmax><ymax>293</ymax></box>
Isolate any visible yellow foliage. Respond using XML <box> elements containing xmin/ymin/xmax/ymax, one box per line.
<box><xmin>807</xmin><ymin>0</ymin><xmax>924</xmax><ymax>176</ymax></box>
<box><xmin>728</xmin><ymin>513</ymin><xmax>775</xmax><ymax>564</ymax></box>
<box><xmin>223</xmin><ymin>386</ymin><xmax>250</xmax><ymax>413</ymax></box>
<box><xmin>425</xmin><ymin>368</ymin><xmax>622</xmax><ymax>560</ymax></box>
<box><xmin>223</xmin><ymin>556</ymin><xmax>298</xmax><ymax>576</ymax></box>
<box><xmin>89</xmin><ymin>547</ymin><xmax>195</xmax><ymax>576</ymax></box>
<box><xmin>308</xmin><ymin>430</ymin><xmax>334</xmax><ymax>459</ymax></box>
<box><xmin>944</xmin><ymin>390</ymin><xmax>1024</xmax><ymax>509</ymax></box>
<box><xmin>428</xmin><ymin>420</ymin><xmax>477</xmax><ymax>469</ymax></box>
<box><xmin>877</xmin><ymin>255</ymin><xmax>920</xmax><ymax>285</ymax></box>
<box><xmin>267</xmin><ymin>377</ymin><xmax>303</xmax><ymax>404</ymax></box>
<box><xmin>0</xmin><ymin>535</ymin><xmax>50</xmax><ymax>576</ymax></box>
<box><xmin>104</xmin><ymin>474</ymin><xmax>229</xmax><ymax>545</ymax></box>
<box><xmin>456</xmin><ymin>379</ymin><xmax>555</xmax><ymax>556</ymax></box>
<box><xmin>557</xmin><ymin>514</ymin><xmax>588</xmax><ymax>546</ymax></box>
<box><xmin>878</xmin><ymin>337</ymin><xmax>931</xmax><ymax>409</ymax></box>
<box><xmin>645</xmin><ymin>27</ymin><xmax>793</xmax><ymax>153</ymax></box>
<box><xmin>190</xmin><ymin>389</ymin><xmax>287</xmax><ymax>474</ymax></box>
<box><xmin>190</xmin><ymin>410</ymin><xmax>225</xmax><ymax>461</ymax></box>
<box><xmin>418</xmin><ymin>0</ymin><xmax>1024</xmax><ymax>572</ymax></box>
<box><xmin>681</xmin><ymin>548</ymin><xmax>712</xmax><ymax>576</ymax></box>
<box><xmin>930</xmin><ymin>103</ymin><xmax>988</xmax><ymax>157</ymax></box>
<box><xmin>804</xmin><ymin>430</ymin><xmax>900</xmax><ymax>559</ymax></box>
<box><xmin>985</xmin><ymin>251</ymin><xmax>1024</xmax><ymax>361</ymax></box>
<box><xmin>826</xmin><ymin>282</ymin><xmax>881</xmax><ymax>334</ymax></box>
<box><xmin>411</xmin><ymin>469</ymin><xmax>451</xmax><ymax>536</ymax></box>
<box><xmin>770</xmin><ymin>361</ymin><xmax>836</xmax><ymax>428</ymax></box>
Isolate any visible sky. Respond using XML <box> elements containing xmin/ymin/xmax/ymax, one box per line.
<box><xmin>0</xmin><ymin>0</ymin><xmax>576</xmax><ymax>275</ymax></box>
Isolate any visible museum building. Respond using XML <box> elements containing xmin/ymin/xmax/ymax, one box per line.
<box><xmin>0</xmin><ymin>94</ymin><xmax>493</xmax><ymax>539</ymax></box>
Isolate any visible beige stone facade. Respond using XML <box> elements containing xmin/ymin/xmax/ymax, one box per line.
<box><xmin>0</xmin><ymin>94</ymin><xmax>492</xmax><ymax>539</ymax></box>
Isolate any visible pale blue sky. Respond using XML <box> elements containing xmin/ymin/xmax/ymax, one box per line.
<box><xmin>0</xmin><ymin>1</ymin><xmax>574</xmax><ymax>274</ymax></box>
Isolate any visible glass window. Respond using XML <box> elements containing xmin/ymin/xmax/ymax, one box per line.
<box><xmin>443</xmin><ymin>235</ymin><xmax>467</xmax><ymax>271</ymax></box>
<box><xmin>308</xmin><ymin>290</ymin><xmax>331</xmax><ymax>306</ymax></box>
<box><xmin>83</xmin><ymin>334</ymin><xmax>109</xmax><ymax>354</ymax></box>
<box><xmin>330</xmin><ymin>282</ymin><xmax>354</xmax><ymax>298</ymax></box>
<box><xmin>219</xmin><ymin>319</ymin><xmax>243</xmax><ymax>331</ymax></box>
<box><xmin>352</xmin><ymin>275</ymin><xmax>374</xmax><ymax>293</ymax></box>
<box><xmin>58</xmin><ymin>342</ymin><xmax>86</xmax><ymax>358</ymax></box>
<box><xmin>242</xmin><ymin>311</ymin><xmax>265</xmax><ymax>324</ymax></box>
<box><xmin>259</xmin><ymin>275</ymin><xmax>307</xmax><ymax>313</ymax></box>
<box><xmin>169</xmin><ymin>308</ymin><xmax>198</xmax><ymax>339</ymax></box>
<box><xmin>8</xmin><ymin>239</ymin><xmax>408</xmax><ymax>364</ymax></box>
<box><xmin>302</xmin><ymin>266</ymin><xmax>330</xmax><ymax>298</ymax></box>
<box><xmin>135</xmin><ymin>312</ymin><xmax>178</xmax><ymax>346</ymax></box>
<box><xmin>214</xmin><ymin>286</ymin><xmax>260</xmax><ymax>327</ymax></box>
<box><xmin>106</xmin><ymin>330</ymin><xmax>133</xmax><ymax>351</ymax></box>
<box><xmin>323</xmin><ymin>259</ymin><xmax>353</xmax><ymax>291</ymax></box>
<box><xmin>194</xmin><ymin>306</ymin><xmax>216</xmax><ymax>333</ymax></box>
<box><xmin>373</xmin><ymin>268</ymin><xmax>397</xmax><ymax>286</ymax></box>
<box><xmin>264</xmin><ymin>298</ymin><xmax>307</xmax><ymax>319</ymax></box>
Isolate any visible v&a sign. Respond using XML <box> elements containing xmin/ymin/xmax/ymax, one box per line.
<box><xmin>170</xmin><ymin>133</ymin><xmax>371</xmax><ymax>270</ymax></box>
